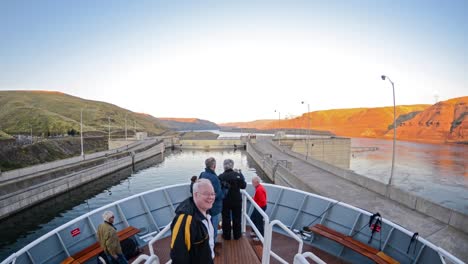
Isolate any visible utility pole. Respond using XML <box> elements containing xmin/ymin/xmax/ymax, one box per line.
<box><xmin>125</xmin><ymin>113</ymin><xmax>128</xmax><ymax>141</ymax></box>
<box><xmin>108</xmin><ymin>116</ymin><xmax>111</xmax><ymax>142</ymax></box>
<box><xmin>80</xmin><ymin>108</ymin><xmax>84</xmax><ymax>157</ymax></box>
<box><xmin>274</xmin><ymin>110</ymin><xmax>281</xmax><ymax>146</ymax></box>
<box><xmin>301</xmin><ymin>101</ymin><xmax>311</xmax><ymax>160</ymax></box>
<box><xmin>381</xmin><ymin>75</ymin><xmax>396</xmax><ymax>190</ymax></box>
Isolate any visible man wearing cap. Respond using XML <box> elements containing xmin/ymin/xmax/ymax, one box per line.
<box><xmin>97</xmin><ymin>211</ymin><xmax>128</xmax><ymax>264</ymax></box>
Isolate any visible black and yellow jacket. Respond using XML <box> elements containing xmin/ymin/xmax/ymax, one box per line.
<box><xmin>170</xmin><ymin>197</ymin><xmax>213</xmax><ymax>264</ymax></box>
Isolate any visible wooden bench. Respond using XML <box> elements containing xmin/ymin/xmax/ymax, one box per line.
<box><xmin>310</xmin><ymin>224</ymin><xmax>399</xmax><ymax>264</ymax></box>
<box><xmin>62</xmin><ymin>226</ymin><xmax>140</xmax><ymax>264</ymax></box>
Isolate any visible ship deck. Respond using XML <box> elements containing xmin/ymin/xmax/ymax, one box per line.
<box><xmin>136</xmin><ymin>228</ymin><xmax>347</xmax><ymax>264</ymax></box>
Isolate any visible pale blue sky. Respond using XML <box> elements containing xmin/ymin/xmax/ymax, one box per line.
<box><xmin>1</xmin><ymin>0</ymin><xmax>466</xmax><ymax>123</ymax></box>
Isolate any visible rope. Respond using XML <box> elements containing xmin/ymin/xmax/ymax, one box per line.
<box><xmin>302</xmin><ymin>201</ymin><xmax>341</xmax><ymax>231</ymax></box>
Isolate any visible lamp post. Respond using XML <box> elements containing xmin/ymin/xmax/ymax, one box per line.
<box><xmin>108</xmin><ymin>116</ymin><xmax>111</xmax><ymax>142</ymax></box>
<box><xmin>80</xmin><ymin>108</ymin><xmax>84</xmax><ymax>157</ymax></box>
<box><xmin>381</xmin><ymin>75</ymin><xmax>396</xmax><ymax>187</ymax></box>
<box><xmin>274</xmin><ymin>109</ymin><xmax>281</xmax><ymax>145</ymax></box>
<box><xmin>301</xmin><ymin>101</ymin><xmax>310</xmax><ymax>160</ymax></box>
<box><xmin>125</xmin><ymin>113</ymin><xmax>128</xmax><ymax>141</ymax></box>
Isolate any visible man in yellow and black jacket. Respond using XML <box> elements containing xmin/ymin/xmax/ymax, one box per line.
<box><xmin>170</xmin><ymin>179</ymin><xmax>215</xmax><ymax>263</ymax></box>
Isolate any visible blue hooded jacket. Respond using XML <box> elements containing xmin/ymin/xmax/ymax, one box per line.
<box><xmin>199</xmin><ymin>167</ymin><xmax>223</xmax><ymax>216</ymax></box>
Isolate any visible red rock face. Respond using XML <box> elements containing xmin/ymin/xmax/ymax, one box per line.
<box><xmin>220</xmin><ymin>96</ymin><xmax>468</xmax><ymax>144</ymax></box>
<box><xmin>394</xmin><ymin>97</ymin><xmax>468</xmax><ymax>143</ymax></box>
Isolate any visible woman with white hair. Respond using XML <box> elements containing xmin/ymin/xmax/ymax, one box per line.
<box><xmin>218</xmin><ymin>159</ymin><xmax>247</xmax><ymax>240</ymax></box>
<box><xmin>97</xmin><ymin>211</ymin><xmax>128</xmax><ymax>263</ymax></box>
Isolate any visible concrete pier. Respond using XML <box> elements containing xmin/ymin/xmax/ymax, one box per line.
<box><xmin>247</xmin><ymin>136</ymin><xmax>468</xmax><ymax>262</ymax></box>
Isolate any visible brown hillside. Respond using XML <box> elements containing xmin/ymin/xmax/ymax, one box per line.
<box><xmin>220</xmin><ymin>97</ymin><xmax>468</xmax><ymax>143</ymax></box>
<box><xmin>159</xmin><ymin>117</ymin><xmax>198</xmax><ymax>123</ymax></box>
<box><xmin>393</xmin><ymin>96</ymin><xmax>468</xmax><ymax>143</ymax></box>
<box><xmin>220</xmin><ymin>120</ymin><xmax>276</xmax><ymax>129</ymax></box>
<box><xmin>271</xmin><ymin>105</ymin><xmax>430</xmax><ymax>138</ymax></box>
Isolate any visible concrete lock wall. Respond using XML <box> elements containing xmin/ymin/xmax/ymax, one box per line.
<box><xmin>0</xmin><ymin>141</ymin><xmax>165</xmax><ymax>220</ymax></box>
<box><xmin>289</xmin><ymin>137</ymin><xmax>351</xmax><ymax>169</ymax></box>
<box><xmin>178</xmin><ymin>139</ymin><xmax>243</xmax><ymax>150</ymax></box>
<box><xmin>246</xmin><ymin>141</ymin><xmax>468</xmax><ymax>233</ymax></box>
<box><xmin>0</xmin><ymin>140</ymin><xmax>143</xmax><ymax>184</ymax></box>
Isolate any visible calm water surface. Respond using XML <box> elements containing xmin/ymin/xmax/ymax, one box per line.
<box><xmin>350</xmin><ymin>138</ymin><xmax>467</xmax><ymax>214</ymax></box>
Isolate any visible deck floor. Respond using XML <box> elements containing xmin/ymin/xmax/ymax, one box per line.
<box><xmin>136</xmin><ymin>228</ymin><xmax>347</xmax><ymax>264</ymax></box>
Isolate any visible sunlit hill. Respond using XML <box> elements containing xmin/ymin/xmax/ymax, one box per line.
<box><xmin>221</xmin><ymin>96</ymin><xmax>468</xmax><ymax>144</ymax></box>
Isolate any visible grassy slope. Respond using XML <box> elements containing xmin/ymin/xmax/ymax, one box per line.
<box><xmin>0</xmin><ymin>91</ymin><xmax>166</xmax><ymax>136</ymax></box>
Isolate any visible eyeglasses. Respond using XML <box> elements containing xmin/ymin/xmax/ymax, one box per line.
<box><xmin>198</xmin><ymin>192</ymin><xmax>216</xmax><ymax>197</ymax></box>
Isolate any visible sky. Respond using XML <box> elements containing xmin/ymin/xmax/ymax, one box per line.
<box><xmin>0</xmin><ymin>0</ymin><xmax>467</xmax><ymax>123</ymax></box>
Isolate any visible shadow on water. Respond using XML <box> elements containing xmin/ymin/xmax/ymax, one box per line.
<box><xmin>0</xmin><ymin>154</ymin><xmax>164</xmax><ymax>260</ymax></box>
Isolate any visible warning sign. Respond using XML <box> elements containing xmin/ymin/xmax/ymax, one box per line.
<box><xmin>71</xmin><ymin>228</ymin><xmax>81</xmax><ymax>237</ymax></box>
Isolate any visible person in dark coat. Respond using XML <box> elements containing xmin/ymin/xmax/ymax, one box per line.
<box><xmin>218</xmin><ymin>159</ymin><xmax>247</xmax><ymax>240</ymax></box>
<box><xmin>199</xmin><ymin>157</ymin><xmax>223</xmax><ymax>242</ymax></box>
<box><xmin>170</xmin><ymin>179</ymin><xmax>215</xmax><ymax>263</ymax></box>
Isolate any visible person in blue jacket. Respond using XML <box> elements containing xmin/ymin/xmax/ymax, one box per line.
<box><xmin>199</xmin><ymin>157</ymin><xmax>223</xmax><ymax>242</ymax></box>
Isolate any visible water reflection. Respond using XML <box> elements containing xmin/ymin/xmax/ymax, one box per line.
<box><xmin>351</xmin><ymin>138</ymin><xmax>467</xmax><ymax>213</ymax></box>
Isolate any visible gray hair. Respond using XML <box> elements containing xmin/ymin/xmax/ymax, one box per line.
<box><xmin>223</xmin><ymin>159</ymin><xmax>234</xmax><ymax>170</ymax></box>
<box><xmin>252</xmin><ymin>176</ymin><xmax>261</xmax><ymax>183</ymax></box>
<box><xmin>193</xmin><ymin>178</ymin><xmax>212</xmax><ymax>193</ymax></box>
<box><xmin>205</xmin><ymin>157</ymin><xmax>216</xmax><ymax>169</ymax></box>
<box><xmin>102</xmin><ymin>211</ymin><xmax>114</xmax><ymax>222</ymax></box>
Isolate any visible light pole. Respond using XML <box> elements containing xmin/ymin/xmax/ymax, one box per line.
<box><xmin>80</xmin><ymin>108</ymin><xmax>84</xmax><ymax>157</ymax></box>
<box><xmin>125</xmin><ymin>113</ymin><xmax>128</xmax><ymax>141</ymax></box>
<box><xmin>381</xmin><ymin>75</ymin><xmax>396</xmax><ymax>187</ymax></box>
<box><xmin>108</xmin><ymin>116</ymin><xmax>111</xmax><ymax>142</ymax></box>
<box><xmin>301</xmin><ymin>101</ymin><xmax>311</xmax><ymax>160</ymax></box>
<box><xmin>274</xmin><ymin>109</ymin><xmax>281</xmax><ymax>145</ymax></box>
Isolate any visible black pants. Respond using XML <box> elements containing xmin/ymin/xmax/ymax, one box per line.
<box><xmin>250</xmin><ymin>205</ymin><xmax>267</xmax><ymax>236</ymax></box>
<box><xmin>222</xmin><ymin>200</ymin><xmax>242</xmax><ymax>240</ymax></box>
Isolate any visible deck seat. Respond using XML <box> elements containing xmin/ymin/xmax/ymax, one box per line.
<box><xmin>61</xmin><ymin>226</ymin><xmax>140</xmax><ymax>264</ymax></box>
<box><xmin>310</xmin><ymin>224</ymin><xmax>399</xmax><ymax>264</ymax></box>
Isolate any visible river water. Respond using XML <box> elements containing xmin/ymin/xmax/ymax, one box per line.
<box><xmin>0</xmin><ymin>131</ymin><xmax>466</xmax><ymax>261</ymax></box>
<box><xmin>0</xmin><ymin>148</ymin><xmax>268</xmax><ymax>261</ymax></box>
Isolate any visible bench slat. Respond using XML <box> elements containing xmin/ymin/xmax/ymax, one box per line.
<box><xmin>61</xmin><ymin>226</ymin><xmax>140</xmax><ymax>264</ymax></box>
<box><xmin>311</xmin><ymin>224</ymin><xmax>399</xmax><ymax>264</ymax></box>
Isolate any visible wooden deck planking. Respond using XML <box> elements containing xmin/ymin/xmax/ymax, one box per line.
<box><xmin>135</xmin><ymin>230</ymin><xmax>347</xmax><ymax>263</ymax></box>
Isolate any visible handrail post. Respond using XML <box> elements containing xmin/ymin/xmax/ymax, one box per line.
<box><xmin>242</xmin><ymin>192</ymin><xmax>247</xmax><ymax>233</ymax></box>
<box><xmin>262</xmin><ymin>222</ymin><xmax>272</xmax><ymax>264</ymax></box>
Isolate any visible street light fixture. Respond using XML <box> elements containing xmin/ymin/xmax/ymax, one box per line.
<box><xmin>274</xmin><ymin>109</ymin><xmax>281</xmax><ymax>145</ymax></box>
<box><xmin>381</xmin><ymin>75</ymin><xmax>396</xmax><ymax>188</ymax></box>
<box><xmin>301</xmin><ymin>101</ymin><xmax>311</xmax><ymax>160</ymax></box>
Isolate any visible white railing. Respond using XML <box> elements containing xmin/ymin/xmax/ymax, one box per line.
<box><xmin>241</xmin><ymin>189</ymin><xmax>269</xmax><ymax>240</ymax></box>
<box><xmin>241</xmin><ymin>190</ymin><xmax>314</xmax><ymax>264</ymax></box>
<box><xmin>293</xmin><ymin>252</ymin><xmax>327</xmax><ymax>264</ymax></box>
<box><xmin>266</xmin><ymin>220</ymin><xmax>306</xmax><ymax>264</ymax></box>
<box><xmin>148</xmin><ymin>224</ymin><xmax>172</xmax><ymax>257</ymax></box>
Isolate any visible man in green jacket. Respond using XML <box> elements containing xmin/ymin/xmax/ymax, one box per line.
<box><xmin>97</xmin><ymin>211</ymin><xmax>128</xmax><ymax>264</ymax></box>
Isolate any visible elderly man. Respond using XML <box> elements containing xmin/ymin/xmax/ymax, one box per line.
<box><xmin>170</xmin><ymin>178</ymin><xmax>215</xmax><ymax>263</ymax></box>
<box><xmin>218</xmin><ymin>159</ymin><xmax>246</xmax><ymax>240</ymax></box>
<box><xmin>97</xmin><ymin>211</ymin><xmax>128</xmax><ymax>264</ymax></box>
<box><xmin>199</xmin><ymin>157</ymin><xmax>223</xmax><ymax>242</ymax></box>
<box><xmin>250</xmin><ymin>176</ymin><xmax>267</xmax><ymax>237</ymax></box>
